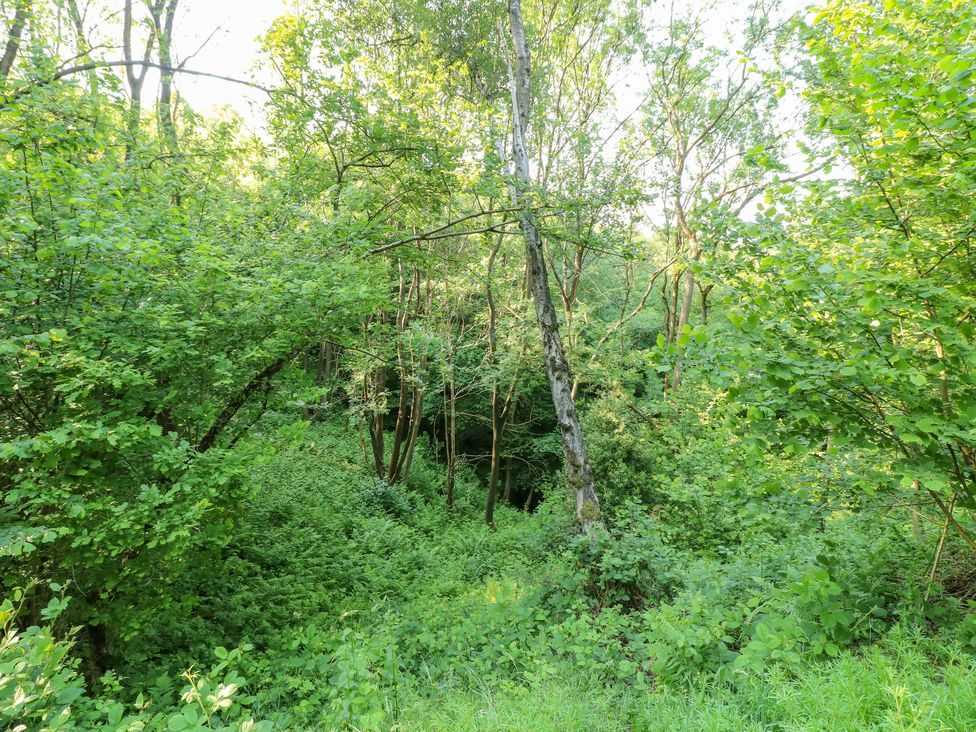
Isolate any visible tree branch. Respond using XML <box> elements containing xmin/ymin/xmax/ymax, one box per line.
<box><xmin>1</xmin><ymin>59</ymin><xmax>278</xmax><ymax>106</ymax></box>
<box><xmin>367</xmin><ymin>208</ymin><xmax>523</xmax><ymax>255</ymax></box>
<box><xmin>197</xmin><ymin>350</ymin><xmax>297</xmax><ymax>453</ymax></box>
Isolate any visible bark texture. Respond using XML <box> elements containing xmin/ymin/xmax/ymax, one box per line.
<box><xmin>506</xmin><ymin>0</ymin><xmax>601</xmax><ymax>533</ymax></box>
<box><xmin>0</xmin><ymin>0</ymin><xmax>29</xmax><ymax>80</ymax></box>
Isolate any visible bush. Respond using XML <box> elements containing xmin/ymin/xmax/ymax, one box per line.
<box><xmin>0</xmin><ymin>589</ymin><xmax>269</xmax><ymax>732</ymax></box>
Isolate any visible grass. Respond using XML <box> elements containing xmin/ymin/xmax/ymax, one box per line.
<box><xmin>397</xmin><ymin>631</ymin><xmax>976</xmax><ymax>731</ymax></box>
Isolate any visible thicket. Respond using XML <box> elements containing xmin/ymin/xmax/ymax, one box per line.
<box><xmin>1</xmin><ymin>0</ymin><xmax>974</xmax><ymax>730</ymax></box>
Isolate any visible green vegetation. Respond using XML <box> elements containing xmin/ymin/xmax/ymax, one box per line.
<box><xmin>2</xmin><ymin>0</ymin><xmax>975</xmax><ymax>729</ymax></box>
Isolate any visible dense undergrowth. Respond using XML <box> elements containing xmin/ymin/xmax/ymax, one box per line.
<box><xmin>3</xmin><ymin>0</ymin><xmax>976</xmax><ymax>729</ymax></box>
<box><xmin>6</xmin><ymin>392</ymin><xmax>976</xmax><ymax>731</ymax></box>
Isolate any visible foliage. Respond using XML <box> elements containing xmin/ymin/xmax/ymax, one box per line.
<box><xmin>2</xmin><ymin>0</ymin><xmax>976</xmax><ymax>729</ymax></box>
<box><xmin>0</xmin><ymin>13</ymin><xmax>396</xmax><ymax>651</ymax></box>
<box><xmin>717</xmin><ymin>0</ymin><xmax>976</xmax><ymax>523</ymax></box>
<box><xmin>0</xmin><ymin>587</ymin><xmax>269</xmax><ymax>732</ymax></box>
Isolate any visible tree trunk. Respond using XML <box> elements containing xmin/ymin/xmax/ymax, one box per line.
<box><xmin>670</xmin><ymin>247</ymin><xmax>701</xmax><ymax>390</ymax></box>
<box><xmin>661</xmin><ymin>275</ymin><xmax>672</xmax><ymax>344</ymax></box>
<box><xmin>910</xmin><ymin>479</ymin><xmax>925</xmax><ymax>542</ymax></box>
<box><xmin>668</xmin><ymin>270</ymin><xmax>680</xmax><ymax>344</ymax></box>
<box><xmin>65</xmin><ymin>0</ymin><xmax>98</xmax><ymax>92</ymax></box>
<box><xmin>0</xmin><ymin>0</ymin><xmax>29</xmax><ymax>80</ymax></box>
<box><xmin>367</xmin><ymin>368</ymin><xmax>386</xmax><ymax>479</ymax></box>
<box><xmin>700</xmin><ymin>283</ymin><xmax>713</xmax><ymax>324</ymax></box>
<box><xmin>485</xmin><ymin>387</ymin><xmax>504</xmax><ymax>526</ymax></box>
<box><xmin>444</xmin><ymin>377</ymin><xmax>456</xmax><ymax>508</ymax></box>
<box><xmin>196</xmin><ymin>351</ymin><xmax>294</xmax><ymax>452</ymax></box>
<box><xmin>399</xmin><ymin>276</ymin><xmax>432</xmax><ymax>484</ymax></box>
<box><xmin>443</xmin><ymin>317</ymin><xmax>457</xmax><ymax>508</ymax></box>
<box><xmin>86</xmin><ymin>622</ymin><xmax>109</xmax><ymax>683</ymax></box>
<box><xmin>122</xmin><ymin>0</ymin><xmax>158</xmax><ymax>159</ymax></box>
<box><xmin>387</xmin><ymin>263</ymin><xmax>419</xmax><ymax>482</ymax></box>
<box><xmin>387</xmin><ymin>374</ymin><xmax>409</xmax><ymax>482</ymax></box>
<box><xmin>399</xmin><ymin>357</ymin><xmax>426</xmax><ymax>484</ymax></box>
<box><xmin>151</xmin><ymin>0</ymin><xmax>180</xmax><ymax>156</ymax></box>
<box><xmin>506</xmin><ymin>0</ymin><xmax>601</xmax><ymax>533</ymax></box>
<box><xmin>485</xmin><ymin>234</ymin><xmax>510</xmax><ymax>526</ymax></box>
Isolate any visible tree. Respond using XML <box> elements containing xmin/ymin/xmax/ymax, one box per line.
<box><xmin>0</xmin><ymin>0</ymin><xmax>29</xmax><ymax>79</ymax></box>
<box><xmin>635</xmin><ymin>2</ymin><xmax>793</xmax><ymax>389</ymax></box>
<box><xmin>0</xmin><ymin>5</ymin><xmax>384</xmax><ymax>666</ymax></box>
<box><xmin>505</xmin><ymin>0</ymin><xmax>602</xmax><ymax>532</ymax></box>
<box><xmin>720</xmin><ymin>0</ymin><xmax>976</xmax><ymax>548</ymax></box>
<box><xmin>148</xmin><ymin>0</ymin><xmax>180</xmax><ymax>155</ymax></box>
<box><xmin>121</xmin><ymin>0</ymin><xmax>157</xmax><ymax>156</ymax></box>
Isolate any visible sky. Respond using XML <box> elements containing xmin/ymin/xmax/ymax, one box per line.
<box><xmin>137</xmin><ymin>0</ymin><xmax>815</xmax><ymax>133</ymax></box>
<box><xmin>81</xmin><ymin>0</ymin><xmax>828</xmax><ymax>196</ymax></box>
<box><xmin>161</xmin><ymin>0</ymin><xmax>288</xmax><ymax>129</ymax></box>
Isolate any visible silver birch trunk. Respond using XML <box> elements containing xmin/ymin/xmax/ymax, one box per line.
<box><xmin>506</xmin><ymin>0</ymin><xmax>601</xmax><ymax>533</ymax></box>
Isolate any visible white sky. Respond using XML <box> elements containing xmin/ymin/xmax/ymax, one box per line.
<box><xmin>161</xmin><ymin>0</ymin><xmax>288</xmax><ymax>130</ymax></box>
<box><xmin>150</xmin><ymin>0</ymin><xmax>814</xmax><ymax>133</ymax></box>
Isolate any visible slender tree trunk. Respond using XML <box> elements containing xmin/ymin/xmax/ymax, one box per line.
<box><xmin>676</xmin><ymin>254</ymin><xmax>699</xmax><ymax>335</ymax></box>
<box><xmin>301</xmin><ymin>351</ymin><xmax>312</xmax><ymax>420</ymax></box>
<box><xmin>670</xmin><ymin>247</ymin><xmax>701</xmax><ymax>390</ymax></box>
<box><xmin>367</xmin><ymin>368</ymin><xmax>386</xmax><ymax>479</ymax></box>
<box><xmin>387</xmin><ymin>375</ymin><xmax>409</xmax><ymax>481</ymax></box>
<box><xmin>485</xmin><ymin>235</ymin><xmax>509</xmax><ymax>526</ymax></box>
<box><xmin>443</xmin><ymin>318</ymin><xmax>457</xmax><ymax>508</ymax></box>
<box><xmin>65</xmin><ymin>0</ymin><xmax>97</xmax><ymax>92</ymax></box>
<box><xmin>151</xmin><ymin>0</ymin><xmax>180</xmax><ymax>156</ymax></box>
<box><xmin>668</xmin><ymin>270</ymin><xmax>680</xmax><ymax>344</ymax></box>
<box><xmin>486</xmin><ymin>387</ymin><xmax>504</xmax><ymax>526</ymax></box>
<box><xmin>399</xmin><ymin>354</ymin><xmax>426</xmax><ymax>484</ymax></box>
<box><xmin>122</xmin><ymin>0</ymin><xmax>158</xmax><ymax>159</ymax></box>
<box><xmin>0</xmin><ymin>0</ymin><xmax>28</xmax><ymax>80</ymax></box>
<box><xmin>444</xmin><ymin>378</ymin><xmax>456</xmax><ymax>508</ymax></box>
<box><xmin>910</xmin><ymin>479</ymin><xmax>925</xmax><ymax>542</ymax></box>
<box><xmin>388</xmin><ymin>265</ymin><xmax>420</xmax><ymax>482</ymax></box>
<box><xmin>700</xmin><ymin>283</ymin><xmax>713</xmax><ymax>324</ymax></box>
<box><xmin>86</xmin><ymin>622</ymin><xmax>109</xmax><ymax>683</ymax></box>
<box><xmin>925</xmin><ymin>493</ymin><xmax>957</xmax><ymax>602</ymax></box>
<box><xmin>661</xmin><ymin>275</ymin><xmax>672</xmax><ymax>344</ymax></box>
<box><xmin>503</xmin><ymin>456</ymin><xmax>514</xmax><ymax>503</ymax></box>
<box><xmin>316</xmin><ymin>341</ymin><xmax>328</xmax><ymax>384</ymax></box>
<box><xmin>196</xmin><ymin>351</ymin><xmax>296</xmax><ymax>452</ymax></box>
<box><xmin>506</xmin><ymin>0</ymin><xmax>601</xmax><ymax>533</ymax></box>
<box><xmin>400</xmin><ymin>274</ymin><xmax>433</xmax><ymax>483</ymax></box>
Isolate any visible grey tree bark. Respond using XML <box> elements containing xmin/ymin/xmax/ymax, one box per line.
<box><xmin>505</xmin><ymin>0</ymin><xmax>602</xmax><ymax>533</ymax></box>
<box><xmin>0</xmin><ymin>0</ymin><xmax>29</xmax><ymax>80</ymax></box>
<box><xmin>122</xmin><ymin>0</ymin><xmax>159</xmax><ymax>158</ymax></box>
<box><xmin>149</xmin><ymin>0</ymin><xmax>180</xmax><ymax>155</ymax></box>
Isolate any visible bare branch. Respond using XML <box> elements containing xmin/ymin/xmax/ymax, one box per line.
<box><xmin>1</xmin><ymin>60</ymin><xmax>280</xmax><ymax>106</ymax></box>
